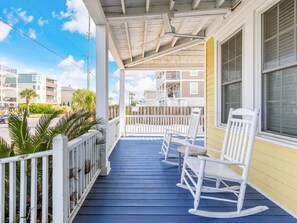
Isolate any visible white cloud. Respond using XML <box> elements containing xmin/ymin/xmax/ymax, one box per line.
<box><xmin>113</xmin><ymin>69</ymin><xmax>156</xmax><ymax>81</ymax></box>
<box><xmin>0</xmin><ymin>21</ymin><xmax>12</xmax><ymax>41</ymax></box>
<box><xmin>56</xmin><ymin>0</ymin><xmax>95</xmax><ymax>37</ymax></box>
<box><xmin>17</xmin><ymin>9</ymin><xmax>33</xmax><ymax>24</ymax></box>
<box><xmin>109</xmin><ymin>69</ymin><xmax>156</xmax><ymax>104</ymax></box>
<box><xmin>51</xmin><ymin>11</ymin><xmax>59</xmax><ymax>19</ymax></box>
<box><xmin>28</xmin><ymin>28</ymin><xmax>37</xmax><ymax>39</ymax></box>
<box><xmin>0</xmin><ymin>9</ymin><xmax>19</xmax><ymax>42</ymax></box>
<box><xmin>38</xmin><ymin>17</ymin><xmax>48</xmax><ymax>26</ymax></box>
<box><xmin>57</xmin><ymin>55</ymin><xmax>95</xmax><ymax>89</ymax></box>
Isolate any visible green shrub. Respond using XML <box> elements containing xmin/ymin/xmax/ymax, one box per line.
<box><xmin>18</xmin><ymin>103</ymin><xmax>71</xmax><ymax>114</ymax></box>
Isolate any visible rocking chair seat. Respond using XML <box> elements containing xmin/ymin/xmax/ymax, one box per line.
<box><xmin>178</xmin><ymin>146</ymin><xmax>207</xmax><ymax>156</ymax></box>
<box><xmin>185</xmin><ymin>156</ymin><xmax>243</xmax><ymax>182</ymax></box>
<box><xmin>171</xmin><ymin>137</ymin><xmax>188</xmax><ymax>146</ymax></box>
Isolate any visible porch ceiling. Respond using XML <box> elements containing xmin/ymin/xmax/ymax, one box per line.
<box><xmin>84</xmin><ymin>0</ymin><xmax>237</xmax><ymax>70</ymax></box>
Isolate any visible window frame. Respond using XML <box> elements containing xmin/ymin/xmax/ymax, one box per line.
<box><xmin>190</xmin><ymin>70</ymin><xmax>198</xmax><ymax>76</ymax></box>
<box><xmin>217</xmin><ymin>28</ymin><xmax>244</xmax><ymax>126</ymax></box>
<box><xmin>190</xmin><ymin>82</ymin><xmax>198</xmax><ymax>94</ymax></box>
<box><xmin>255</xmin><ymin>0</ymin><xmax>297</xmax><ymax>144</ymax></box>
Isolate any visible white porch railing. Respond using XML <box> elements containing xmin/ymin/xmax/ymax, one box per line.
<box><xmin>106</xmin><ymin>116</ymin><xmax>121</xmax><ymax>157</ymax></box>
<box><xmin>125</xmin><ymin>115</ymin><xmax>204</xmax><ymax>135</ymax></box>
<box><xmin>0</xmin><ymin>129</ymin><xmax>104</xmax><ymax>223</ymax></box>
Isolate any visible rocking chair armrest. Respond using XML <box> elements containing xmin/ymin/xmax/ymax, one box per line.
<box><xmin>164</xmin><ymin>128</ymin><xmax>186</xmax><ymax>136</ymax></box>
<box><xmin>182</xmin><ymin>142</ymin><xmax>221</xmax><ymax>154</ymax></box>
<box><xmin>198</xmin><ymin>156</ymin><xmax>245</xmax><ymax>166</ymax></box>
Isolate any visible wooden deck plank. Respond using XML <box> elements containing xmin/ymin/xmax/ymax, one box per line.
<box><xmin>74</xmin><ymin>137</ymin><xmax>296</xmax><ymax>223</ymax></box>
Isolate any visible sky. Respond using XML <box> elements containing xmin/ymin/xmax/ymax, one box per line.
<box><xmin>0</xmin><ymin>0</ymin><xmax>156</xmax><ymax>104</ymax></box>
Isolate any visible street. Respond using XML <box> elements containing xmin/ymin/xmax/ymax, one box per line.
<box><xmin>0</xmin><ymin>118</ymin><xmax>59</xmax><ymax>143</ymax></box>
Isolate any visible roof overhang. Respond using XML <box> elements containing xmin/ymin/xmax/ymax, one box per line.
<box><xmin>83</xmin><ymin>0</ymin><xmax>234</xmax><ymax>70</ymax></box>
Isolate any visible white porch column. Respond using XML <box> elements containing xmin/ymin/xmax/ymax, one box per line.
<box><xmin>119</xmin><ymin>69</ymin><xmax>126</xmax><ymax>135</ymax></box>
<box><xmin>96</xmin><ymin>25</ymin><xmax>111</xmax><ymax>176</ymax></box>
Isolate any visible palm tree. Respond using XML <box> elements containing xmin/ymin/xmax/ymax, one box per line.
<box><xmin>129</xmin><ymin>91</ymin><xmax>135</xmax><ymax>106</ymax></box>
<box><xmin>0</xmin><ymin>110</ymin><xmax>105</xmax><ymax>221</ymax></box>
<box><xmin>72</xmin><ymin>89</ymin><xmax>96</xmax><ymax>112</ymax></box>
<box><xmin>20</xmin><ymin>88</ymin><xmax>38</xmax><ymax>116</ymax></box>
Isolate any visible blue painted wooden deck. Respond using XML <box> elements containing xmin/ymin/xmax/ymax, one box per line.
<box><xmin>74</xmin><ymin>137</ymin><xmax>297</xmax><ymax>223</ymax></box>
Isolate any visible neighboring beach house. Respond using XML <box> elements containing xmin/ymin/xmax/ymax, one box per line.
<box><xmin>0</xmin><ymin>65</ymin><xmax>18</xmax><ymax>108</ymax></box>
<box><xmin>156</xmin><ymin>70</ymin><xmax>205</xmax><ymax>106</ymax></box>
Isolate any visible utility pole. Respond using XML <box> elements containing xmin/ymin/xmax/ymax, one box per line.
<box><xmin>87</xmin><ymin>14</ymin><xmax>91</xmax><ymax>90</ymax></box>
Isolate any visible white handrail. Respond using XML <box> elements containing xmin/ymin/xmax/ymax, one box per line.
<box><xmin>0</xmin><ymin>129</ymin><xmax>104</xmax><ymax>223</ymax></box>
<box><xmin>106</xmin><ymin>116</ymin><xmax>121</xmax><ymax>157</ymax></box>
<box><xmin>125</xmin><ymin>115</ymin><xmax>205</xmax><ymax>135</ymax></box>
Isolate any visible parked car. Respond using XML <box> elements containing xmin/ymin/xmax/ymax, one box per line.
<box><xmin>0</xmin><ymin>109</ymin><xmax>9</xmax><ymax>124</ymax></box>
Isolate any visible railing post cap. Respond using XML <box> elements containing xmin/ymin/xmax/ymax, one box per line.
<box><xmin>53</xmin><ymin>134</ymin><xmax>67</xmax><ymax>140</ymax></box>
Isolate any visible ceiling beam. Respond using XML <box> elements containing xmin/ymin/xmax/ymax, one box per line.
<box><xmin>146</xmin><ymin>0</ymin><xmax>150</xmax><ymax>13</ymax></box>
<box><xmin>124</xmin><ymin>22</ymin><xmax>133</xmax><ymax>62</ymax></box>
<box><xmin>216</xmin><ymin>0</ymin><xmax>226</xmax><ymax>8</ymax></box>
<box><xmin>142</xmin><ymin>0</ymin><xmax>150</xmax><ymax>58</ymax></box>
<box><xmin>142</xmin><ymin>21</ymin><xmax>148</xmax><ymax>58</ymax></box>
<box><xmin>106</xmin><ymin>8</ymin><xmax>229</xmax><ymax>22</ymax></box>
<box><xmin>82</xmin><ymin>0</ymin><xmax>124</xmax><ymax>69</ymax></box>
<box><xmin>192</xmin><ymin>0</ymin><xmax>202</xmax><ymax>9</ymax></box>
<box><xmin>192</xmin><ymin>17</ymin><xmax>208</xmax><ymax>36</ymax></box>
<box><xmin>156</xmin><ymin>27</ymin><xmax>165</xmax><ymax>53</ymax></box>
<box><xmin>125</xmin><ymin>38</ymin><xmax>204</xmax><ymax>68</ymax></box>
<box><xmin>120</xmin><ymin>0</ymin><xmax>126</xmax><ymax>14</ymax></box>
<box><xmin>171</xmin><ymin>19</ymin><xmax>188</xmax><ymax>47</ymax></box>
<box><xmin>169</xmin><ymin>0</ymin><xmax>175</xmax><ymax>11</ymax></box>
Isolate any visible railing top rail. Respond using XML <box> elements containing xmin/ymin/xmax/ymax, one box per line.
<box><xmin>108</xmin><ymin>116</ymin><xmax>120</xmax><ymax>125</ymax></box>
<box><xmin>125</xmin><ymin>115</ymin><xmax>192</xmax><ymax>117</ymax></box>
<box><xmin>0</xmin><ymin>150</ymin><xmax>53</xmax><ymax>164</ymax></box>
<box><xmin>68</xmin><ymin>129</ymin><xmax>100</xmax><ymax>151</ymax></box>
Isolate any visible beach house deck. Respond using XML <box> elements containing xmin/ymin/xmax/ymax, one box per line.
<box><xmin>1</xmin><ymin>0</ymin><xmax>297</xmax><ymax>222</ymax></box>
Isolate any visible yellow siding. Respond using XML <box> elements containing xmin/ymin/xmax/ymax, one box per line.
<box><xmin>205</xmin><ymin>37</ymin><xmax>297</xmax><ymax>214</ymax></box>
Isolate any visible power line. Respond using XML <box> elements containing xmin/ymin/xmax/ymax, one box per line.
<box><xmin>0</xmin><ymin>18</ymin><xmax>96</xmax><ymax>77</ymax></box>
<box><xmin>25</xmin><ymin>0</ymin><xmax>88</xmax><ymax>60</ymax></box>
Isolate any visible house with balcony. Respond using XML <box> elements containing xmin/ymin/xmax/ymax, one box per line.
<box><xmin>142</xmin><ymin>90</ymin><xmax>159</xmax><ymax>106</ymax></box>
<box><xmin>156</xmin><ymin>70</ymin><xmax>205</xmax><ymax>106</ymax></box>
<box><xmin>0</xmin><ymin>65</ymin><xmax>18</xmax><ymax>108</ymax></box>
<box><xmin>1</xmin><ymin>0</ymin><xmax>297</xmax><ymax>222</ymax></box>
<box><xmin>61</xmin><ymin>85</ymin><xmax>76</xmax><ymax>106</ymax></box>
<box><xmin>14</xmin><ymin>73</ymin><xmax>61</xmax><ymax>104</ymax></box>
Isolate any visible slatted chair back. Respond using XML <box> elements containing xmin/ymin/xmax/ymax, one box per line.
<box><xmin>221</xmin><ymin>108</ymin><xmax>259</xmax><ymax>174</ymax></box>
<box><xmin>186</xmin><ymin>107</ymin><xmax>203</xmax><ymax>144</ymax></box>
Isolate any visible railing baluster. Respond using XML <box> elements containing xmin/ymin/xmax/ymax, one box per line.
<box><xmin>42</xmin><ymin>156</ymin><xmax>49</xmax><ymax>223</ymax></box>
<box><xmin>20</xmin><ymin>160</ymin><xmax>27</xmax><ymax>223</ymax></box>
<box><xmin>9</xmin><ymin>162</ymin><xmax>16</xmax><ymax>223</ymax></box>
<box><xmin>0</xmin><ymin>164</ymin><xmax>5</xmax><ymax>222</ymax></box>
<box><xmin>30</xmin><ymin>158</ymin><xmax>38</xmax><ymax>223</ymax></box>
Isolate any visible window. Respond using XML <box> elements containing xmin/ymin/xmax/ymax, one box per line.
<box><xmin>37</xmin><ymin>85</ymin><xmax>40</xmax><ymax>90</ymax></box>
<box><xmin>221</xmin><ymin>30</ymin><xmax>242</xmax><ymax>123</ymax></box>
<box><xmin>262</xmin><ymin>0</ymin><xmax>297</xmax><ymax>138</ymax></box>
<box><xmin>32</xmin><ymin>85</ymin><xmax>35</xmax><ymax>90</ymax></box>
<box><xmin>190</xmin><ymin>70</ymin><xmax>198</xmax><ymax>76</ymax></box>
<box><xmin>190</xmin><ymin>83</ymin><xmax>198</xmax><ymax>94</ymax></box>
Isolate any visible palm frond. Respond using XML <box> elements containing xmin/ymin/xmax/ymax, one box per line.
<box><xmin>8</xmin><ymin>114</ymin><xmax>31</xmax><ymax>154</ymax></box>
<box><xmin>0</xmin><ymin>137</ymin><xmax>13</xmax><ymax>158</ymax></box>
<box><xmin>31</xmin><ymin>111</ymin><xmax>61</xmax><ymax>152</ymax></box>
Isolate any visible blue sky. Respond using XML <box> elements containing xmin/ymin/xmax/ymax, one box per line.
<box><xmin>0</xmin><ymin>0</ymin><xmax>156</xmax><ymax>103</ymax></box>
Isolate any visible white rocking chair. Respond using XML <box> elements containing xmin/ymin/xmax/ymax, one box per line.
<box><xmin>177</xmin><ymin>108</ymin><xmax>268</xmax><ymax>218</ymax></box>
<box><xmin>160</xmin><ymin>107</ymin><xmax>203</xmax><ymax>166</ymax></box>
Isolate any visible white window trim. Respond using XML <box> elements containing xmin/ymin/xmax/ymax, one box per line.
<box><xmin>190</xmin><ymin>70</ymin><xmax>198</xmax><ymax>76</ymax></box>
<box><xmin>254</xmin><ymin>0</ymin><xmax>297</xmax><ymax>147</ymax></box>
<box><xmin>190</xmin><ymin>82</ymin><xmax>198</xmax><ymax>94</ymax></box>
<box><xmin>215</xmin><ymin>26</ymin><xmax>245</xmax><ymax>128</ymax></box>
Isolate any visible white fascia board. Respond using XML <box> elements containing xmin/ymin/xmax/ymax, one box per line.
<box><xmin>83</xmin><ymin>0</ymin><xmax>125</xmax><ymax>69</ymax></box>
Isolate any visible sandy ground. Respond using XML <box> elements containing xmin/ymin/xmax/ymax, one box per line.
<box><xmin>0</xmin><ymin>117</ymin><xmax>59</xmax><ymax>143</ymax></box>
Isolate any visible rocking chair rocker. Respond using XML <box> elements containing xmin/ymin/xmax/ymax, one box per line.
<box><xmin>177</xmin><ymin>108</ymin><xmax>268</xmax><ymax>218</ymax></box>
<box><xmin>160</xmin><ymin>107</ymin><xmax>203</xmax><ymax>166</ymax></box>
